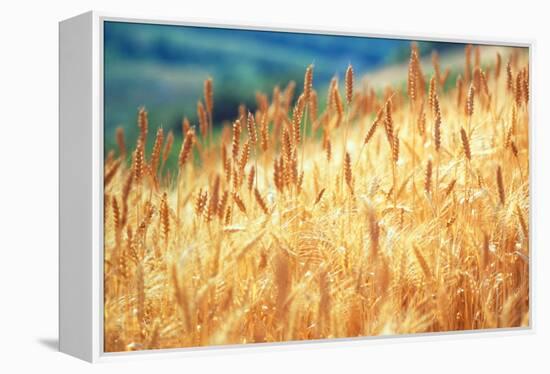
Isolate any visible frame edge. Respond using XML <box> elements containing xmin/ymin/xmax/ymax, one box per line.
<box><xmin>59</xmin><ymin>10</ymin><xmax>95</xmax><ymax>363</ymax></box>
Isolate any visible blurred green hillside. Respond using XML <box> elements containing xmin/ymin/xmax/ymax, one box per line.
<box><xmin>104</xmin><ymin>21</ymin><xmax>461</xmax><ymax>157</ymax></box>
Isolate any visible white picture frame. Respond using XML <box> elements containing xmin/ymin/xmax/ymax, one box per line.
<box><xmin>59</xmin><ymin>10</ymin><xmax>534</xmax><ymax>363</ymax></box>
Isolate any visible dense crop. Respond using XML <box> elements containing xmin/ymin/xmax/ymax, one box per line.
<box><xmin>103</xmin><ymin>44</ymin><xmax>529</xmax><ymax>352</ymax></box>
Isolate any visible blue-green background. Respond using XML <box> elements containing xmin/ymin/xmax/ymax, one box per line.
<box><xmin>104</xmin><ymin>21</ymin><xmax>462</xmax><ymax>155</ymax></box>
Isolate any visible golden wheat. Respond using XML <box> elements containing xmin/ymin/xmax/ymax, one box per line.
<box><xmin>103</xmin><ymin>45</ymin><xmax>530</xmax><ymax>352</ymax></box>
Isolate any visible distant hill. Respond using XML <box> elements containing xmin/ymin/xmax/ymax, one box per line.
<box><xmin>104</xmin><ymin>21</ymin><xmax>461</xmax><ymax>149</ymax></box>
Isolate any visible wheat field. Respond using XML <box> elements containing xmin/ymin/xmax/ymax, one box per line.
<box><xmin>103</xmin><ymin>43</ymin><xmax>529</xmax><ymax>352</ymax></box>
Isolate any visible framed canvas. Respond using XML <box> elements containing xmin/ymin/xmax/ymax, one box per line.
<box><xmin>59</xmin><ymin>11</ymin><xmax>533</xmax><ymax>362</ymax></box>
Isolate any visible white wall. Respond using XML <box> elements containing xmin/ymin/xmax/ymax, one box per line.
<box><xmin>1</xmin><ymin>0</ymin><xmax>547</xmax><ymax>372</ymax></box>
